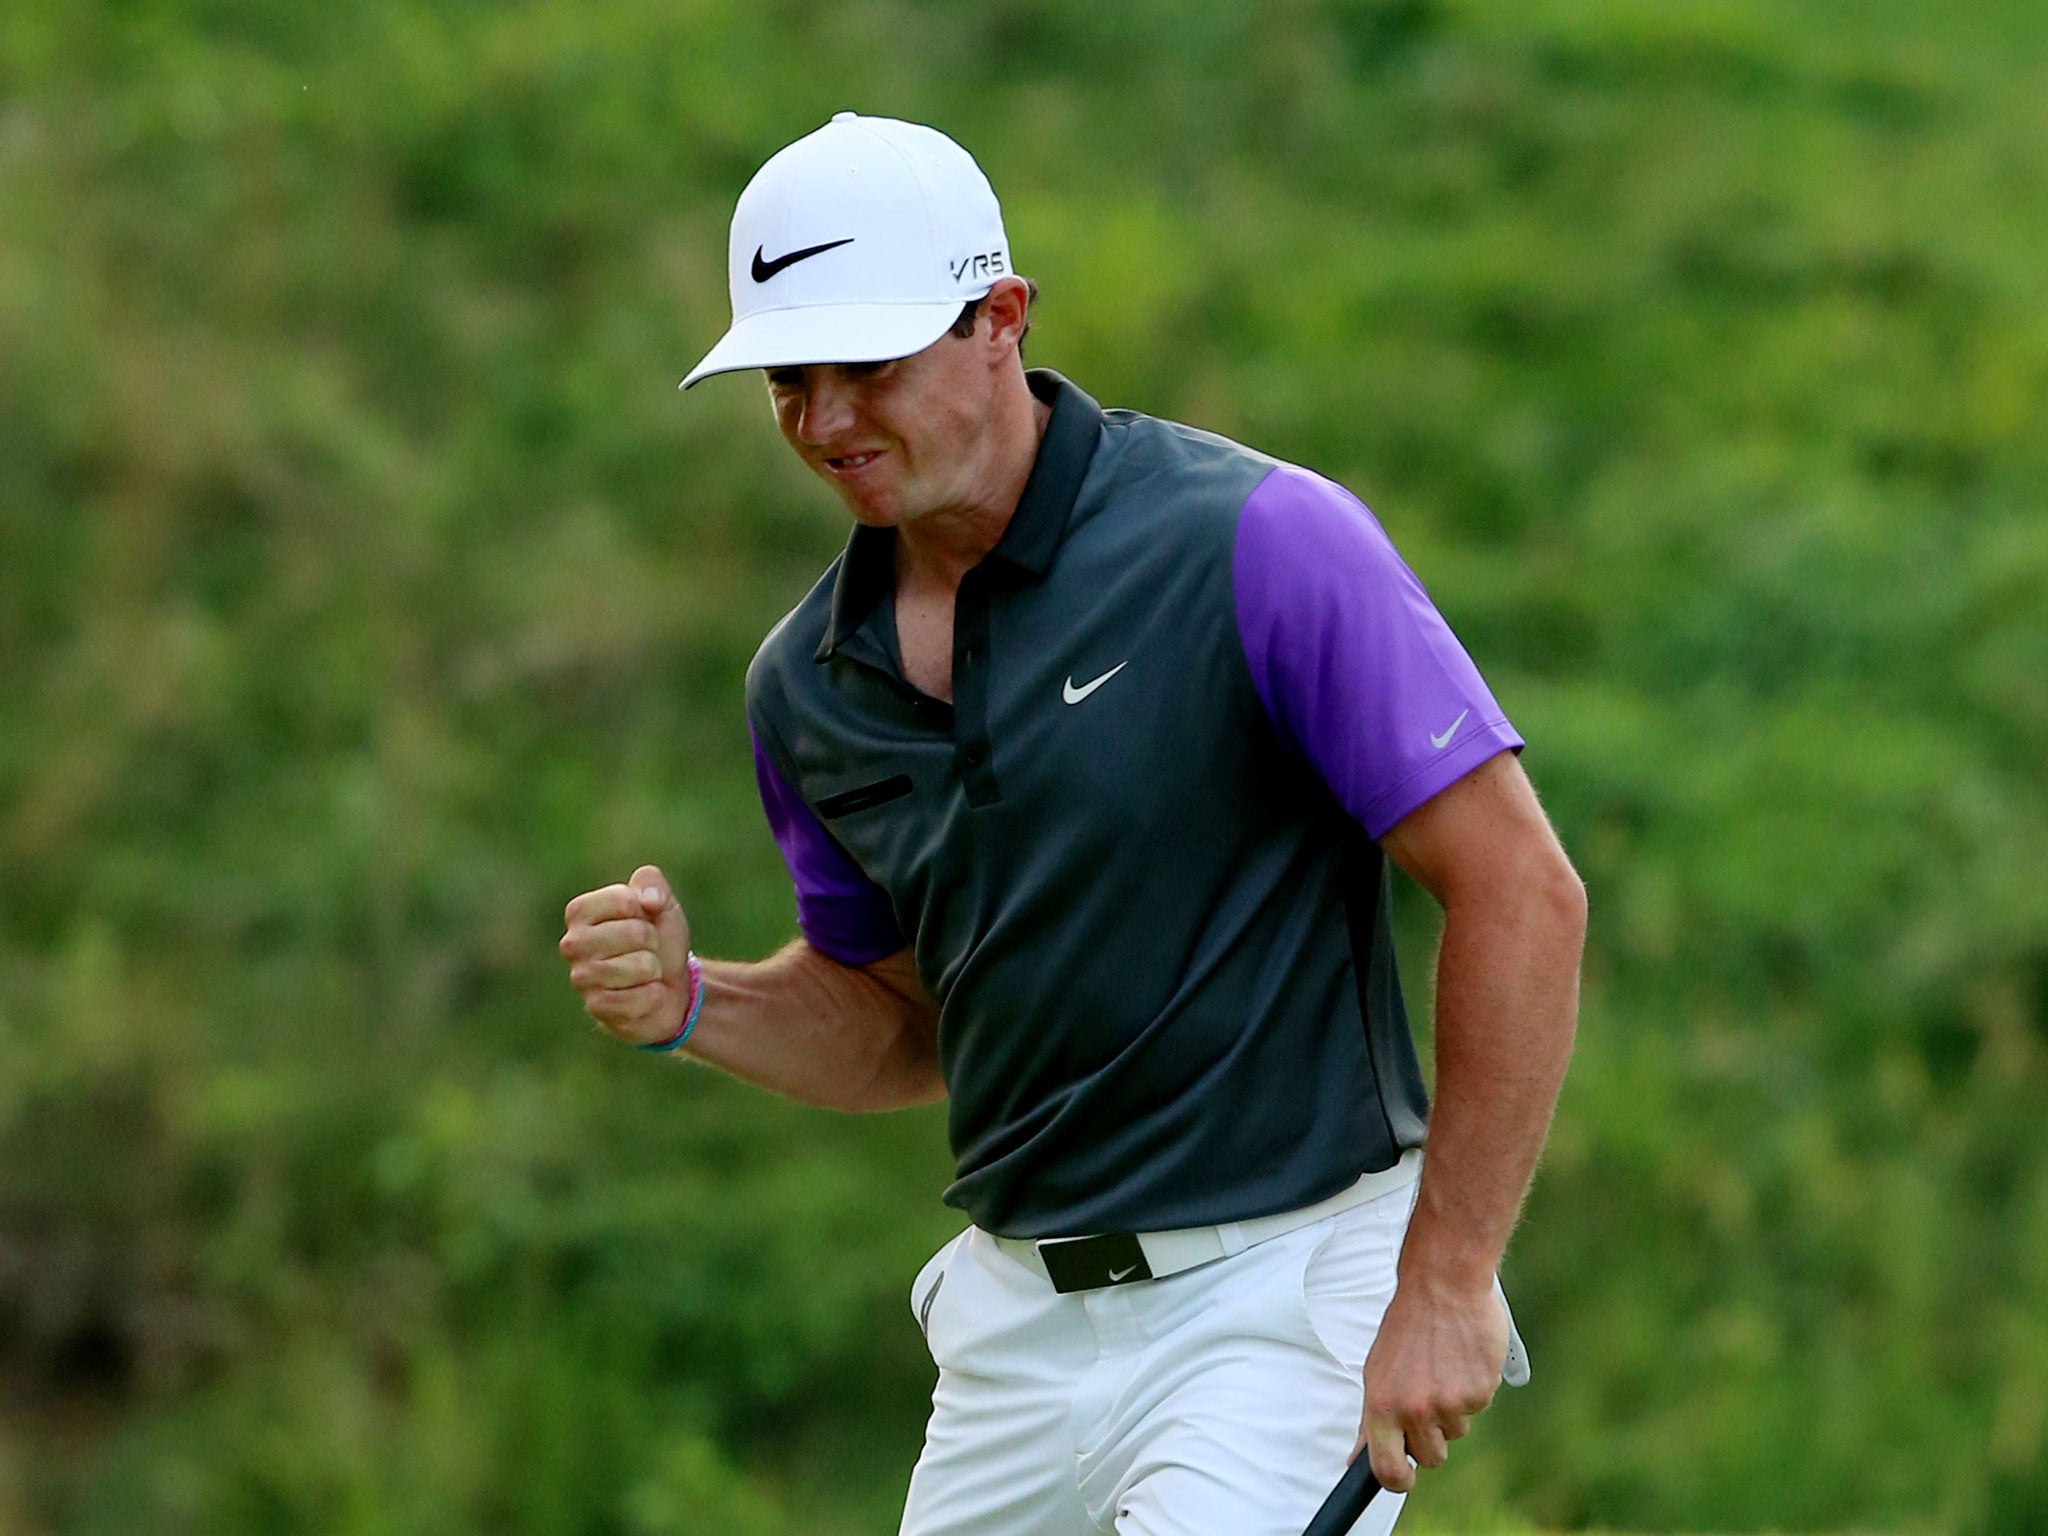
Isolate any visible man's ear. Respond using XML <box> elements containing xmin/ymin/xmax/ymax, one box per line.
<box><xmin>979</xmin><ymin>276</ymin><xmax>1031</xmax><ymax>355</ymax></box>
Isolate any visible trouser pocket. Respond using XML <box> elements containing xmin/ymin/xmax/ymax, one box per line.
<box><xmin>909</xmin><ymin>1231</ymin><xmax>965</xmax><ymax>1348</ymax></box>
<box><xmin>1295</xmin><ymin>1194</ymin><xmax>1407</xmax><ymax>1375</ymax></box>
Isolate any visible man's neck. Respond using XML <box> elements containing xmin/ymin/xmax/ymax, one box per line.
<box><xmin>894</xmin><ymin>382</ymin><xmax>1054</xmax><ymax>593</ymax></box>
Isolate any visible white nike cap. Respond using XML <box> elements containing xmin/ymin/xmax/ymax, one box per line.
<box><xmin>680</xmin><ymin>112</ymin><xmax>1013</xmax><ymax>389</ymax></box>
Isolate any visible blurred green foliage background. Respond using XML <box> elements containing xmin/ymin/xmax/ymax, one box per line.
<box><xmin>2</xmin><ymin>0</ymin><xmax>2045</xmax><ymax>1532</ymax></box>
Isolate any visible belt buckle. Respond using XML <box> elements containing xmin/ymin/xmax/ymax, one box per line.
<box><xmin>1036</xmin><ymin>1232</ymin><xmax>1154</xmax><ymax>1294</ymax></box>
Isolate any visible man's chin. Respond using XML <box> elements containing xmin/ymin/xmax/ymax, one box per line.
<box><xmin>829</xmin><ymin>479</ymin><xmax>916</xmax><ymax>528</ymax></box>
<box><xmin>838</xmin><ymin>494</ymin><xmax>906</xmax><ymax>528</ymax></box>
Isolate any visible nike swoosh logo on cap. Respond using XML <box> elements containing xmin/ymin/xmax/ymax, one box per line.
<box><xmin>1107</xmin><ymin>1264</ymin><xmax>1139</xmax><ymax>1283</ymax></box>
<box><xmin>750</xmin><ymin>237</ymin><xmax>855</xmax><ymax>283</ymax></box>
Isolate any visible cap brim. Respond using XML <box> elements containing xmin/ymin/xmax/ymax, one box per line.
<box><xmin>680</xmin><ymin>299</ymin><xmax>966</xmax><ymax>389</ymax></box>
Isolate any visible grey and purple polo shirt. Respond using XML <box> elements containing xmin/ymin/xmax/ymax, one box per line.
<box><xmin>745</xmin><ymin>369</ymin><xmax>1520</xmax><ymax>1239</ymax></box>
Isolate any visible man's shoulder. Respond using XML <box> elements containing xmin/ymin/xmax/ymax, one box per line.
<box><xmin>1102</xmin><ymin>403</ymin><xmax>1287</xmax><ymax>483</ymax></box>
<box><xmin>1097</xmin><ymin>399</ymin><xmax>1383</xmax><ymax>538</ymax></box>
<box><xmin>743</xmin><ymin>557</ymin><xmax>841</xmax><ymax>723</ymax></box>
<box><xmin>1085</xmin><ymin>401</ymin><xmax>1300</xmax><ymax>534</ymax></box>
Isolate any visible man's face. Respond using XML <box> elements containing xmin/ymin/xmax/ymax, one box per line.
<box><xmin>763</xmin><ymin>316</ymin><xmax>1004</xmax><ymax>528</ymax></box>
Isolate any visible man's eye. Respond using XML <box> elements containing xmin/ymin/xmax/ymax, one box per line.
<box><xmin>766</xmin><ymin>369</ymin><xmax>803</xmax><ymax>389</ymax></box>
<box><xmin>843</xmin><ymin>360</ymin><xmax>887</xmax><ymax>379</ymax></box>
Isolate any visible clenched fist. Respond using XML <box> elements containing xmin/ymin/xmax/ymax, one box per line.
<box><xmin>559</xmin><ymin>864</ymin><xmax>695</xmax><ymax>1047</ymax></box>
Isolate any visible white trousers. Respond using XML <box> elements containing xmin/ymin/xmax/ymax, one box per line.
<box><xmin>898</xmin><ymin>1179</ymin><xmax>1414</xmax><ymax>1536</ymax></box>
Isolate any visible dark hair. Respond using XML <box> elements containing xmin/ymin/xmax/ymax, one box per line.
<box><xmin>951</xmin><ymin>277</ymin><xmax>1040</xmax><ymax>353</ymax></box>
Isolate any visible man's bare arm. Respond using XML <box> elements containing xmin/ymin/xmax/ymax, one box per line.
<box><xmin>560</xmin><ymin>864</ymin><xmax>943</xmax><ymax>1113</ymax></box>
<box><xmin>689</xmin><ymin>941</ymin><xmax>943</xmax><ymax>1111</ymax></box>
<box><xmin>1353</xmin><ymin>750</ymin><xmax>1587</xmax><ymax>1490</ymax></box>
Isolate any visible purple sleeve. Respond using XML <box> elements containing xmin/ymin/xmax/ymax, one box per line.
<box><xmin>750</xmin><ymin>727</ymin><xmax>907</xmax><ymax>966</ymax></box>
<box><xmin>1232</xmin><ymin>464</ymin><xmax>1523</xmax><ymax>840</ymax></box>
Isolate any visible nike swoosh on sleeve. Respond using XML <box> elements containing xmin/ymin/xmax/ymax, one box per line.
<box><xmin>1429</xmin><ymin>709</ymin><xmax>1471</xmax><ymax>749</ymax></box>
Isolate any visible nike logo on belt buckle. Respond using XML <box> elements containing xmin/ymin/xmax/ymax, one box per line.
<box><xmin>1036</xmin><ymin>1232</ymin><xmax>1154</xmax><ymax>1294</ymax></box>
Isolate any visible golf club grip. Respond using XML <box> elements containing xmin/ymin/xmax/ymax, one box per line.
<box><xmin>1300</xmin><ymin>1455</ymin><xmax>1381</xmax><ymax>1536</ymax></box>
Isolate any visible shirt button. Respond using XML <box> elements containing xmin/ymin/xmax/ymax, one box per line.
<box><xmin>962</xmin><ymin>745</ymin><xmax>987</xmax><ymax>768</ymax></box>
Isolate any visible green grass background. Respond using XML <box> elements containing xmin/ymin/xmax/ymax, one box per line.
<box><xmin>2</xmin><ymin>0</ymin><xmax>2045</xmax><ymax>1531</ymax></box>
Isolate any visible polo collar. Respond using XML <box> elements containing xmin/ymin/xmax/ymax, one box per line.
<box><xmin>815</xmin><ymin>369</ymin><xmax>1104</xmax><ymax>662</ymax></box>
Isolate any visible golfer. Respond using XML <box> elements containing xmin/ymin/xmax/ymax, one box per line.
<box><xmin>559</xmin><ymin>113</ymin><xmax>1586</xmax><ymax>1536</ymax></box>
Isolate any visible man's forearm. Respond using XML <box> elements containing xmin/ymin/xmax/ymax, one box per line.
<box><xmin>1400</xmin><ymin>859</ymin><xmax>1586</xmax><ymax>1291</ymax></box>
<box><xmin>680</xmin><ymin>939</ymin><xmax>945</xmax><ymax>1113</ymax></box>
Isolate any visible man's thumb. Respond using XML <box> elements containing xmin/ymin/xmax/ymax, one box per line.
<box><xmin>629</xmin><ymin>865</ymin><xmax>691</xmax><ymax>977</ymax></box>
<box><xmin>630</xmin><ymin>865</ymin><xmax>674</xmax><ymax>913</ymax></box>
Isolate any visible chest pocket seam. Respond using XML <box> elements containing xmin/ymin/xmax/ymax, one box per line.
<box><xmin>816</xmin><ymin>774</ymin><xmax>915</xmax><ymax>820</ymax></box>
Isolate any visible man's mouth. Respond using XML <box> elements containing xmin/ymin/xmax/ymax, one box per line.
<box><xmin>824</xmin><ymin>450</ymin><xmax>884</xmax><ymax>476</ymax></box>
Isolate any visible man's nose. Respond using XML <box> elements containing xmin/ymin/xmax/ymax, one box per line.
<box><xmin>795</xmin><ymin>373</ymin><xmax>857</xmax><ymax>445</ymax></box>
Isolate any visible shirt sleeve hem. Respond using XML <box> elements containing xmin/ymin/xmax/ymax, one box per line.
<box><xmin>1360</xmin><ymin>721</ymin><xmax>1525</xmax><ymax>841</ymax></box>
<box><xmin>800</xmin><ymin>921</ymin><xmax>907</xmax><ymax>968</ymax></box>
<box><xmin>749</xmin><ymin>715</ymin><xmax>908</xmax><ymax>965</ymax></box>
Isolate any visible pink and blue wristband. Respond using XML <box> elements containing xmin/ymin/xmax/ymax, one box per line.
<box><xmin>638</xmin><ymin>951</ymin><xmax>704</xmax><ymax>1054</ymax></box>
